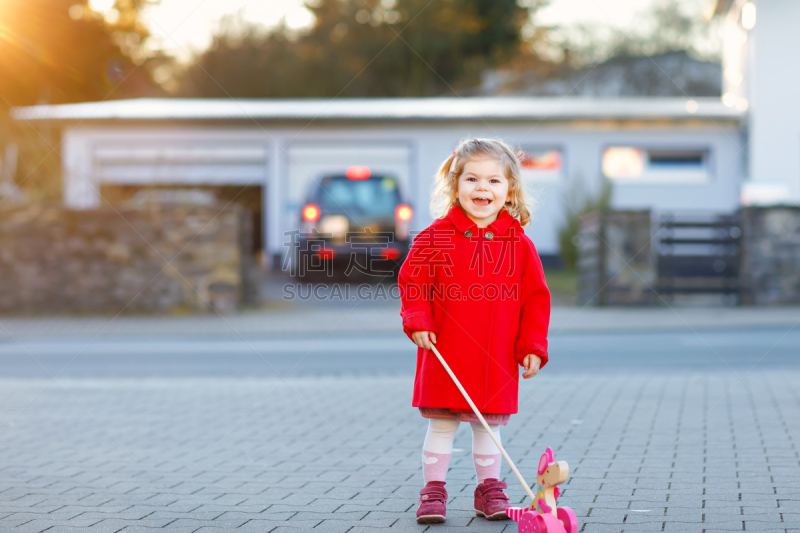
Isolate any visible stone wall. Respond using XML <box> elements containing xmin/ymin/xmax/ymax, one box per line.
<box><xmin>578</xmin><ymin>210</ymin><xmax>656</xmax><ymax>306</ymax></box>
<box><xmin>0</xmin><ymin>204</ymin><xmax>257</xmax><ymax>314</ymax></box>
<box><xmin>740</xmin><ymin>206</ymin><xmax>800</xmax><ymax>305</ymax></box>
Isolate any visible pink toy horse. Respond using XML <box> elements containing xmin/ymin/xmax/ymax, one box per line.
<box><xmin>506</xmin><ymin>447</ymin><xmax>578</xmax><ymax>533</ymax></box>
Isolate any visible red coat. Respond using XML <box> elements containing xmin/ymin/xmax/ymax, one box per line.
<box><xmin>398</xmin><ymin>205</ymin><xmax>551</xmax><ymax>415</ymax></box>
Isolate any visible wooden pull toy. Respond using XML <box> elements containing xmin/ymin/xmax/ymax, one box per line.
<box><xmin>506</xmin><ymin>447</ymin><xmax>578</xmax><ymax>533</ymax></box>
<box><xmin>428</xmin><ymin>345</ymin><xmax>579</xmax><ymax>533</ymax></box>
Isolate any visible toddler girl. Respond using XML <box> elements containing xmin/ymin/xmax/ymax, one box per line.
<box><xmin>398</xmin><ymin>138</ymin><xmax>550</xmax><ymax>524</ymax></box>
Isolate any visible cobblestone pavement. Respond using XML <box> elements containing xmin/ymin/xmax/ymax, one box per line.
<box><xmin>2</xmin><ymin>369</ymin><xmax>799</xmax><ymax>532</ymax></box>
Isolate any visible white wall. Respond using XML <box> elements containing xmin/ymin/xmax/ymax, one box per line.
<box><xmin>61</xmin><ymin>120</ymin><xmax>744</xmax><ymax>260</ymax></box>
<box><xmin>749</xmin><ymin>0</ymin><xmax>800</xmax><ymax>201</ymax></box>
<box><xmin>271</xmin><ymin>122</ymin><xmax>742</xmax><ymax>258</ymax></box>
<box><xmin>604</xmin><ymin>131</ymin><xmax>745</xmax><ymax>212</ymax></box>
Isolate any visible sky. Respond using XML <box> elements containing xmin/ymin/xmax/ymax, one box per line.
<box><xmin>113</xmin><ymin>0</ymin><xmax>667</xmax><ymax>60</ymax></box>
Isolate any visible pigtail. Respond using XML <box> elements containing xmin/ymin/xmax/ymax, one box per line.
<box><xmin>506</xmin><ymin>181</ymin><xmax>533</xmax><ymax>227</ymax></box>
<box><xmin>430</xmin><ymin>153</ymin><xmax>458</xmax><ymax>220</ymax></box>
<box><xmin>512</xmin><ymin>202</ymin><xmax>532</xmax><ymax>227</ymax></box>
<box><xmin>439</xmin><ymin>153</ymin><xmax>456</xmax><ymax>180</ymax></box>
<box><xmin>507</xmin><ymin>149</ymin><xmax>533</xmax><ymax>226</ymax></box>
<box><xmin>506</xmin><ymin>151</ymin><xmax>532</xmax><ymax>226</ymax></box>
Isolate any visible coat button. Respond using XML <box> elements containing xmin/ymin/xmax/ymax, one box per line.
<box><xmin>485</xmin><ymin>231</ymin><xmax>494</xmax><ymax>240</ymax></box>
<box><xmin>464</xmin><ymin>230</ymin><xmax>473</xmax><ymax>237</ymax></box>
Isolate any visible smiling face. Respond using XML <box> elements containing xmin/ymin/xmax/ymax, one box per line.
<box><xmin>455</xmin><ymin>157</ymin><xmax>511</xmax><ymax>228</ymax></box>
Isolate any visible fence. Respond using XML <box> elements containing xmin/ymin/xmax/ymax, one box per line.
<box><xmin>578</xmin><ymin>206</ymin><xmax>800</xmax><ymax>306</ymax></box>
<box><xmin>656</xmin><ymin>213</ymin><xmax>742</xmax><ymax>302</ymax></box>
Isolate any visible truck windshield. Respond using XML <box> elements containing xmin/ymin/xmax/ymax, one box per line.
<box><xmin>318</xmin><ymin>176</ymin><xmax>400</xmax><ymax>217</ymax></box>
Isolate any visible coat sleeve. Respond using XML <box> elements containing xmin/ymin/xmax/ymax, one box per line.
<box><xmin>398</xmin><ymin>228</ymin><xmax>439</xmax><ymax>341</ymax></box>
<box><xmin>514</xmin><ymin>238</ymin><xmax>551</xmax><ymax>368</ymax></box>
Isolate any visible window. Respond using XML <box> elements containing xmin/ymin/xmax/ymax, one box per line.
<box><xmin>518</xmin><ymin>146</ymin><xmax>563</xmax><ymax>183</ymax></box>
<box><xmin>602</xmin><ymin>146</ymin><xmax>709</xmax><ymax>184</ymax></box>
<box><xmin>317</xmin><ymin>176</ymin><xmax>400</xmax><ymax>217</ymax></box>
<box><xmin>647</xmin><ymin>150</ymin><xmax>705</xmax><ymax>169</ymax></box>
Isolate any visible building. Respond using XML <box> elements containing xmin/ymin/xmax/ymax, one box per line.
<box><xmin>715</xmin><ymin>0</ymin><xmax>800</xmax><ymax>204</ymax></box>
<box><xmin>12</xmin><ymin>96</ymin><xmax>743</xmax><ymax>266</ymax></box>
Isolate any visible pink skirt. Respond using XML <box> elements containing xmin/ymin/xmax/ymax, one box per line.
<box><xmin>419</xmin><ymin>407</ymin><xmax>510</xmax><ymax>426</ymax></box>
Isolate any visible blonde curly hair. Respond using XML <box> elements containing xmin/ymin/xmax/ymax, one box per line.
<box><xmin>430</xmin><ymin>138</ymin><xmax>532</xmax><ymax>226</ymax></box>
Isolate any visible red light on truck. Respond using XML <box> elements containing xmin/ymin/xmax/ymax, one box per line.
<box><xmin>302</xmin><ymin>204</ymin><xmax>320</xmax><ymax>222</ymax></box>
<box><xmin>380</xmin><ymin>248</ymin><xmax>401</xmax><ymax>260</ymax></box>
<box><xmin>316</xmin><ymin>248</ymin><xmax>336</xmax><ymax>260</ymax></box>
<box><xmin>346</xmin><ymin>166</ymin><xmax>371</xmax><ymax>180</ymax></box>
<box><xmin>395</xmin><ymin>205</ymin><xmax>413</xmax><ymax>222</ymax></box>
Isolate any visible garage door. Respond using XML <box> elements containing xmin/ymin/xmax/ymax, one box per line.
<box><xmin>92</xmin><ymin>132</ymin><xmax>270</xmax><ymax>185</ymax></box>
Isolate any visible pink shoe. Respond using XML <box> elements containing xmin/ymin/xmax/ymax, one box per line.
<box><xmin>474</xmin><ymin>478</ymin><xmax>510</xmax><ymax>520</ymax></box>
<box><xmin>416</xmin><ymin>481</ymin><xmax>447</xmax><ymax>524</ymax></box>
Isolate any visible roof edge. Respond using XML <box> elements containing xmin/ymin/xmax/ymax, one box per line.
<box><xmin>11</xmin><ymin>96</ymin><xmax>745</xmax><ymax>123</ymax></box>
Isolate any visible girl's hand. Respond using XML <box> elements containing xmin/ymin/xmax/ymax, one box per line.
<box><xmin>522</xmin><ymin>354</ymin><xmax>541</xmax><ymax>379</ymax></box>
<box><xmin>411</xmin><ymin>331</ymin><xmax>437</xmax><ymax>350</ymax></box>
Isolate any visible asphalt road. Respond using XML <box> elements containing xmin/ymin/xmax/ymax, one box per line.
<box><xmin>1</xmin><ymin>326</ymin><xmax>797</xmax><ymax>379</ymax></box>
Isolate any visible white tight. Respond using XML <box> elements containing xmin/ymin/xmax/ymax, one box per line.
<box><xmin>422</xmin><ymin>418</ymin><xmax>501</xmax><ymax>455</ymax></box>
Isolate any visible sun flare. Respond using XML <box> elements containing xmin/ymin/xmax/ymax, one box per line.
<box><xmin>88</xmin><ymin>0</ymin><xmax>116</xmax><ymax>12</ymax></box>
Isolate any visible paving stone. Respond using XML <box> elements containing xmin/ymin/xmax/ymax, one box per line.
<box><xmin>2</xmin><ymin>371</ymin><xmax>800</xmax><ymax>531</ymax></box>
<box><xmin>581</xmin><ymin>523</ymin><xmax>625</xmax><ymax>533</ymax></box>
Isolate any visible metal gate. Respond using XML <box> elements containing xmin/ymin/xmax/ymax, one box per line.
<box><xmin>656</xmin><ymin>213</ymin><xmax>742</xmax><ymax>301</ymax></box>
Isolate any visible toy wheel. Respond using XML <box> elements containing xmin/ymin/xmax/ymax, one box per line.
<box><xmin>518</xmin><ymin>512</ymin><xmax>548</xmax><ymax>533</ymax></box>
<box><xmin>557</xmin><ymin>506</ymin><xmax>578</xmax><ymax>533</ymax></box>
<box><xmin>540</xmin><ymin>512</ymin><xmax>566</xmax><ymax>533</ymax></box>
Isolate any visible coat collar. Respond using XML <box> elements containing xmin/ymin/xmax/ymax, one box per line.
<box><xmin>444</xmin><ymin>204</ymin><xmax>518</xmax><ymax>234</ymax></box>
